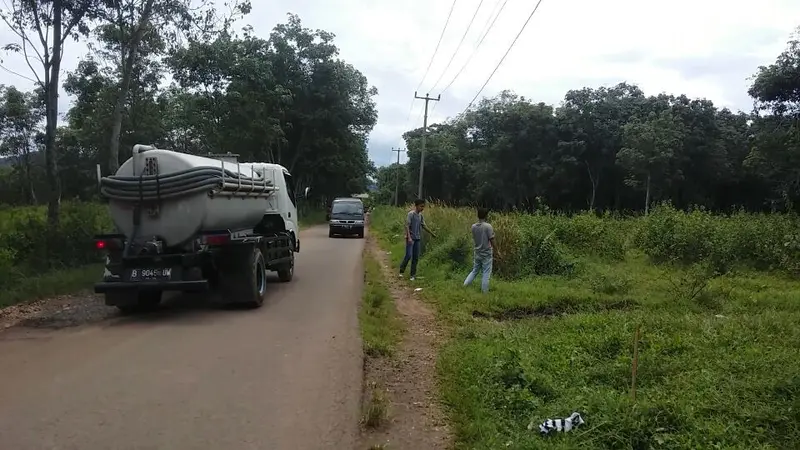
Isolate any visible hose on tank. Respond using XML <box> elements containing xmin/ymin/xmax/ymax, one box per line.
<box><xmin>100</xmin><ymin>166</ymin><xmax>275</xmax><ymax>202</ymax></box>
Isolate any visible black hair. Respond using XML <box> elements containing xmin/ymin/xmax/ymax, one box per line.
<box><xmin>477</xmin><ymin>207</ymin><xmax>489</xmax><ymax>220</ymax></box>
<box><xmin>414</xmin><ymin>199</ymin><xmax>425</xmax><ymax>206</ymax></box>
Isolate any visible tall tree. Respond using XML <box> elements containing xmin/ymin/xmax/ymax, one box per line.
<box><xmin>746</xmin><ymin>28</ymin><xmax>800</xmax><ymax>209</ymax></box>
<box><xmin>0</xmin><ymin>0</ymin><xmax>101</xmax><ymax>226</ymax></box>
<box><xmin>0</xmin><ymin>85</ymin><xmax>43</xmax><ymax>203</ymax></box>
<box><xmin>96</xmin><ymin>0</ymin><xmax>251</xmax><ymax>174</ymax></box>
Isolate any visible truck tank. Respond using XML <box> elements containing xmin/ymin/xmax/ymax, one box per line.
<box><xmin>102</xmin><ymin>145</ymin><xmax>279</xmax><ymax>247</ymax></box>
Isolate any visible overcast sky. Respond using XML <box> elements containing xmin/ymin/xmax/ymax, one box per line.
<box><xmin>1</xmin><ymin>0</ymin><xmax>799</xmax><ymax>167</ymax></box>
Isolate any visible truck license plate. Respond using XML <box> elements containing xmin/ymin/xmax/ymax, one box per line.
<box><xmin>127</xmin><ymin>267</ymin><xmax>172</xmax><ymax>282</ymax></box>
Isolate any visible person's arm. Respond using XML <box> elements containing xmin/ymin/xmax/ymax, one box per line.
<box><xmin>405</xmin><ymin>211</ymin><xmax>413</xmax><ymax>242</ymax></box>
<box><xmin>421</xmin><ymin>214</ymin><xmax>437</xmax><ymax>238</ymax></box>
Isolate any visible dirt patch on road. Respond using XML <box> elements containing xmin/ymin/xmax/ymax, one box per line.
<box><xmin>358</xmin><ymin>234</ymin><xmax>452</xmax><ymax>449</ymax></box>
<box><xmin>0</xmin><ymin>292</ymin><xmax>116</xmax><ymax>331</ymax></box>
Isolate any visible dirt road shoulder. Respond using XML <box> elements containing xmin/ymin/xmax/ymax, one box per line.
<box><xmin>357</xmin><ymin>233</ymin><xmax>452</xmax><ymax>449</ymax></box>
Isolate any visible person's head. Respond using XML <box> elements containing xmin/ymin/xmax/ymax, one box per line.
<box><xmin>477</xmin><ymin>207</ymin><xmax>489</xmax><ymax>221</ymax></box>
<box><xmin>414</xmin><ymin>199</ymin><xmax>425</xmax><ymax>212</ymax></box>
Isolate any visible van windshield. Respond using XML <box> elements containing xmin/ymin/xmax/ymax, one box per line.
<box><xmin>331</xmin><ymin>202</ymin><xmax>363</xmax><ymax>215</ymax></box>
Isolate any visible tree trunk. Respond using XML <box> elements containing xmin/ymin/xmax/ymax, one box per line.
<box><xmin>586</xmin><ymin>162</ymin><xmax>599</xmax><ymax>211</ymax></box>
<box><xmin>45</xmin><ymin>0</ymin><xmax>64</xmax><ymax>228</ymax></box>
<box><xmin>644</xmin><ymin>171</ymin><xmax>651</xmax><ymax>216</ymax></box>
<box><xmin>23</xmin><ymin>146</ymin><xmax>36</xmax><ymax>204</ymax></box>
<box><xmin>107</xmin><ymin>0</ymin><xmax>155</xmax><ymax>175</ymax></box>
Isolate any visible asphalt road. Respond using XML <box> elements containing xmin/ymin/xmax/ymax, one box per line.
<box><xmin>0</xmin><ymin>226</ymin><xmax>365</xmax><ymax>450</ymax></box>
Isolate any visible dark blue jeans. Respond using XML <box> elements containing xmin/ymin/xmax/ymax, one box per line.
<box><xmin>399</xmin><ymin>239</ymin><xmax>421</xmax><ymax>277</ymax></box>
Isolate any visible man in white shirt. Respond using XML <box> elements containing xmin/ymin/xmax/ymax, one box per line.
<box><xmin>464</xmin><ymin>207</ymin><xmax>500</xmax><ymax>293</ymax></box>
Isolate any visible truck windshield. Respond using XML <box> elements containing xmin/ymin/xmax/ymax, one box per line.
<box><xmin>331</xmin><ymin>202</ymin><xmax>363</xmax><ymax>215</ymax></box>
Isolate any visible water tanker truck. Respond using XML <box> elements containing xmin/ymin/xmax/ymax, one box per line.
<box><xmin>93</xmin><ymin>145</ymin><xmax>307</xmax><ymax>312</ymax></box>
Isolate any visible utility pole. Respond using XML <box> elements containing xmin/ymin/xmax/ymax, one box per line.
<box><xmin>414</xmin><ymin>92</ymin><xmax>440</xmax><ymax>199</ymax></box>
<box><xmin>391</xmin><ymin>147</ymin><xmax>403</xmax><ymax>206</ymax></box>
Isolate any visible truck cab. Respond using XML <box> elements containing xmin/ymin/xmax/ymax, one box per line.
<box><xmin>244</xmin><ymin>163</ymin><xmax>301</xmax><ymax>252</ymax></box>
<box><xmin>328</xmin><ymin>197</ymin><xmax>365</xmax><ymax>238</ymax></box>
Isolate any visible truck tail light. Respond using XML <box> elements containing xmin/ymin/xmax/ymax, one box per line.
<box><xmin>94</xmin><ymin>237</ymin><xmax>122</xmax><ymax>250</ymax></box>
<box><xmin>202</xmin><ymin>234</ymin><xmax>230</xmax><ymax>246</ymax></box>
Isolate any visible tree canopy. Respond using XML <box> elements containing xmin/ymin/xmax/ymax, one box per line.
<box><xmin>375</xmin><ymin>28</ymin><xmax>800</xmax><ymax>214</ymax></box>
<box><xmin>0</xmin><ymin>9</ymin><xmax>378</xmax><ymax>210</ymax></box>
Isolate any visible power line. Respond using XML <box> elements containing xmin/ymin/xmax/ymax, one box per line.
<box><xmin>439</xmin><ymin>0</ymin><xmax>510</xmax><ymax>96</ymax></box>
<box><xmin>428</xmin><ymin>0</ymin><xmax>486</xmax><ymax>93</ymax></box>
<box><xmin>428</xmin><ymin>0</ymin><xmax>509</xmax><ymax>118</ymax></box>
<box><xmin>459</xmin><ymin>0</ymin><xmax>547</xmax><ymax>117</ymax></box>
<box><xmin>415</xmin><ymin>0</ymin><xmax>459</xmax><ymax>93</ymax></box>
<box><xmin>400</xmin><ymin>0</ymin><xmax>459</xmax><ymax>147</ymax></box>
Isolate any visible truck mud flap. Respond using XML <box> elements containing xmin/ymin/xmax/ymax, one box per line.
<box><xmin>94</xmin><ymin>280</ymin><xmax>209</xmax><ymax>293</ymax></box>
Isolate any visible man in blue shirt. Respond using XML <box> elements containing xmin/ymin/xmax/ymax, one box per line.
<box><xmin>399</xmin><ymin>199</ymin><xmax>436</xmax><ymax>280</ymax></box>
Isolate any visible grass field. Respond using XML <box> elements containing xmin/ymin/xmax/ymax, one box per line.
<box><xmin>370</xmin><ymin>204</ymin><xmax>800</xmax><ymax>450</ymax></box>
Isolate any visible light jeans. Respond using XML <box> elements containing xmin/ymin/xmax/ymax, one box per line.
<box><xmin>464</xmin><ymin>253</ymin><xmax>493</xmax><ymax>293</ymax></box>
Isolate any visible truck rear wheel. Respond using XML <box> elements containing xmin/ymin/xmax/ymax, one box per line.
<box><xmin>108</xmin><ymin>290</ymin><xmax>162</xmax><ymax>314</ymax></box>
<box><xmin>221</xmin><ymin>246</ymin><xmax>267</xmax><ymax>308</ymax></box>
<box><xmin>277</xmin><ymin>249</ymin><xmax>295</xmax><ymax>282</ymax></box>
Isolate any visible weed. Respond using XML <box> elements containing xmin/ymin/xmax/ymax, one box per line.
<box><xmin>362</xmin><ymin>383</ymin><xmax>389</xmax><ymax>429</ymax></box>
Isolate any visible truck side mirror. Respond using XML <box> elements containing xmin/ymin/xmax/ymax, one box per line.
<box><xmin>325</xmin><ymin>213</ymin><xmax>330</xmax><ymax>221</ymax></box>
<box><xmin>303</xmin><ymin>186</ymin><xmax>311</xmax><ymax>198</ymax></box>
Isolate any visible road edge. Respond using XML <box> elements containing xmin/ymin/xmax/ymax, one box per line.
<box><xmin>356</xmin><ymin>231</ymin><xmax>453</xmax><ymax>449</ymax></box>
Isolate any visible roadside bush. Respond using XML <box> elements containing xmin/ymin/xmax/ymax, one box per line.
<box><xmin>0</xmin><ymin>202</ymin><xmax>112</xmax><ymax>289</ymax></box>
<box><xmin>374</xmin><ymin>202</ymin><xmax>800</xmax><ymax>275</ymax></box>
<box><xmin>637</xmin><ymin>203</ymin><xmax>800</xmax><ymax>273</ymax></box>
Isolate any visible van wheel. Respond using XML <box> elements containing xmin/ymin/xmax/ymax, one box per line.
<box><xmin>357</xmin><ymin>231</ymin><xmax>364</xmax><ymax>239</ymax></box>
<box><xmin>328</xmin><ymin>229</ymin><xmax>334</xmax><ymax>238</ymax></box>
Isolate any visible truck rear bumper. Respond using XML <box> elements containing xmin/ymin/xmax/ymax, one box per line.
<box><xmin>94</xmin><ymin>280</ymin><xmax>209</xmax><ymax>293</ymax></box>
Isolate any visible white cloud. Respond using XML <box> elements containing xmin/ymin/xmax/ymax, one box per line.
<box><xmin>1</xmin><ymin>0</ymin><xmax>798</xmax><ymax>167</ymax></box>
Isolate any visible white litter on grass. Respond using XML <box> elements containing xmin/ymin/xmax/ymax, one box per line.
<box><xmin>531</xmin><ymin>412</ymin><xmax>585</xmax><ymax>435</ymax></box>
<box><xmin>414</xmin><ymin>288</ymin><xmax>423</xmax><ymax>292</ymax></box>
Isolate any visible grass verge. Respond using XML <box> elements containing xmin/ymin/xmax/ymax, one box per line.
<box><xmin>0</xmin><ymin>263</ymin><xmax>103</xmax><ymax>308</ymax></box>
<box><xmin>371</xmin><ymin>205</ymin><xmax>800</xmax><ymax>450</ymax></box>
<box><xmin>360</xmin><ymin>249</ymin><xmax>403</xmax><ymax>357</ymax></box>
<box><xmin>299</xmin><ymin>207</ymin><xmax>326</xmax><ymax>229</ymax></box>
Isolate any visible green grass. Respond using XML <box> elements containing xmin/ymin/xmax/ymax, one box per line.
<box><xmin>370</xmin><ymin>204</ymin><xmax>800</xmax><ymax>450</ymax></box>
<box><xmin>298</xmin><ymin>206</ymin><xmax>327</xmax><ymax>229</ymax></box>
<box><xmin>0</xmin><ymin>202</ymin><xmax>112</xmax><ymax>308</ymax></box>
<box><xmin>360</xmin><ymin>249</ymin><xmax>403</xmax><ymax>358</ymax></box>
<box><xmin>0</xmin><ymin>263</ymin><xmax>104</xmax><ymax>308</ymax></box>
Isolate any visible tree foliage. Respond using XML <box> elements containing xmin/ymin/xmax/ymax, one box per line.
<box><xmin>0</xmin><ymin>11</ymin><xmax>378</xmax><ymax>211</ymax></box>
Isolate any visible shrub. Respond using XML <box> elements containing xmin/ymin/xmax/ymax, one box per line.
<box><xmin>0</xmin><ymin>202</ymin><xmax>112</xmax><ymax>290</ymax></box>
<box><xmin>373</xmin><ymin>202</ymin><xmax>800</xmax><ymax>276</ymax></box>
